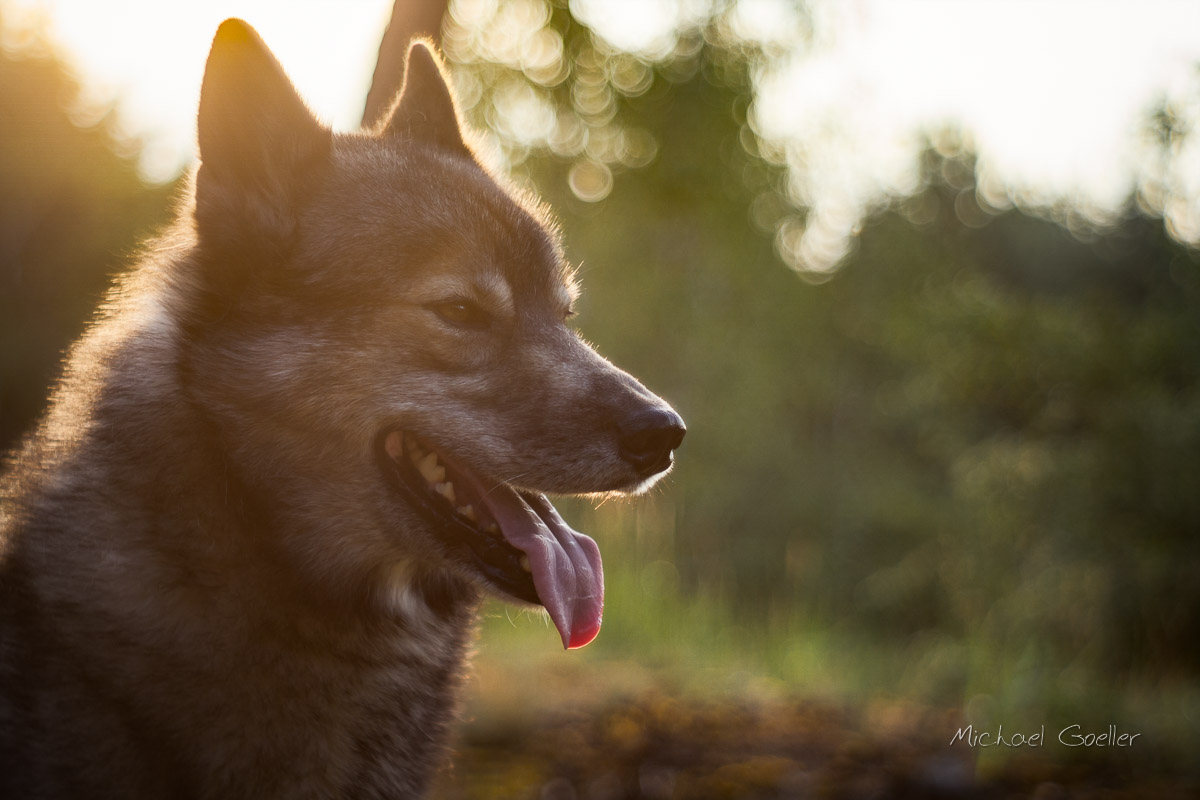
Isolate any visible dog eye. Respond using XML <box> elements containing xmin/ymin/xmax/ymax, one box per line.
<box><xmin>429</xmin><ymin>300</ymin><xmax>490</xmax><ymax>330</ymax></box>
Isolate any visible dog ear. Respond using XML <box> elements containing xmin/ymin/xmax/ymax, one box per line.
<box><xmin>380</xmin><ymin>40</ymin><xmax>468</xmax><ymax>154</ymax></box>
<box><xmin>195</xmin><ymin>19</ymin><xmax>331</xmax><ymax>256</ymax></box>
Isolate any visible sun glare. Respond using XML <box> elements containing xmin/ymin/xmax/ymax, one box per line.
<box><xmin>1</xmin><ymin>0</ymin><xmax>393</xmax><ymax>182</ymax></box>
<box><xmin>752</xmin><ymin>0</ymin><xmax>1200</xmax><ymax>273</ymax></box>
<box><xmin>4</xmin><ymin>0</ymin><xmax>1200</xmax><ymax>270</ymax></box>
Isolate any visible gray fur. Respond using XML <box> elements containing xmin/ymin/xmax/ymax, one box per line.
<box><xmin>0</xmin><ymin>21</ymin><xmax>682</xmax><ymax>799</ymax></box>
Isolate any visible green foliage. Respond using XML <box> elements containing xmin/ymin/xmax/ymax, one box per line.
<box><xmin>487</xmin><ymin>13</ymin><xmax>1200</xmax><ymax>687</ymax></box>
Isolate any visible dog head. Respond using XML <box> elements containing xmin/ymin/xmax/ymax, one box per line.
<box><xmin>184</xmin><ymin>20</ymin><xmax>684</xmax><ymax>648</ymax></box>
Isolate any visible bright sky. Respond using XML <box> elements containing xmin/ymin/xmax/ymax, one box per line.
<box><xmin>746</xmin><ymin>0</ymin><xmax>1200</xmax><ymax>271</ymax></box>
<box><xmin>1</xmin><ymin>0</ymin><xmax>393</xmax><ymax>181</ymax></box>
<box><xmin>757</xmin><ymin>0</ymin><xmax>1200</xmax><ymax>202</ymax></box>
<box><xmin>4</xmin><ymin>0</ymin><xmax>1200</xmax><ymax>270</ymax></box>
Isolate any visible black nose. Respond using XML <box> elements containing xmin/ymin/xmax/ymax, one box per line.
<box><xmin>618</xmin><ymin>406</ymin><xmax>686</xmax><ymax>476</ymax></box>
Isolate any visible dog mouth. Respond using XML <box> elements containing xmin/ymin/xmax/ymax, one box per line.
<box><xmin>376</xmin><ymin>430</ymin><xmax>603</xmax><ymax>649</ymax></box>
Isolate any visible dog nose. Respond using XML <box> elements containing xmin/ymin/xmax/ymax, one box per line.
<box><xmin>618</xmin><ymin>407</ymin><xmax>686</xmax><ymax>476</ymax></box>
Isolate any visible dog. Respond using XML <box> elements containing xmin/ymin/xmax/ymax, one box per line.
<box><xmin>0</xmin><ymin>19</ymin><xmax>684</xmax><ymax>798</ymax></box>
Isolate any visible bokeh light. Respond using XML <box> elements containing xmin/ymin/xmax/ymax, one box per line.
<box><xmin>7</xmin><ymin>0</ymin><xmax>1200</xmax><ymax>259</ymax></box>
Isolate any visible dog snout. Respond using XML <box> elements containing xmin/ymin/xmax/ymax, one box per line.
<box><xmin>618</xmin><ymin>405</ymin><xmax>686</xmax><ymax>477</ymax></box>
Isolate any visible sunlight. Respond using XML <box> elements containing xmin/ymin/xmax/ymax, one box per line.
<box><xmin>752</xmin><ymin>0</ymin><xmax>1200</xmax><ymax>273</ymax></box>
<box><xmin>1</xmin><ymin>0</ymin><xmax>392</xmax><ymax>182</ymax></box>
<box><xmin>5</xmin><ymin>0</ymin><xmax>1200</xmax><ymax>261</ymax></box>
<box><xmin>569</xmin><ymin>0</ymin><xmax>700</xmax><ymax>59</ymax></box>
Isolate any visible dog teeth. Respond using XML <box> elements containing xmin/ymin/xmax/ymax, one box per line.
<box><xmin>485</xmin><ymin>523</ymin><xmax>500</xmax><ymax>535</ymax></box>
<box><xmin>416</xmin><ymin>451</ymin><xmax>445</xmax><ymax>484</ymax></box>
<box><xmin>435</xmin><ymin>482</ymin><xmax>456</xmax><ymax>504</ymax></box>
<box><xmin>519</xmin><ymin>555</ymin><xmax>531</xmax><ymax>572</ymax></box>
<box><xmin>455</xmin><ymin>504</ymin><xmax>476</xmax><ymax>521</ymax></box>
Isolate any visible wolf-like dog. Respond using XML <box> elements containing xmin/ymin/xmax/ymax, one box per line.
<box><xmin>0</xmin><ymin>20</ymin><xmax>684</xmax><ymax>798</ymax></box>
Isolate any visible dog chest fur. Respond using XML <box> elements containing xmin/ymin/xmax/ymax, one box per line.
<box><xmin>1</xmin><ymin>278</ymin><xmax>478</xmax><ymax>797</ymax></box>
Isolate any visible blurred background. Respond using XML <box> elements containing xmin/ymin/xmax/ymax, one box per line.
<box><xmin>2</xmin><ymin>0</ymin><xmax>1199</xmax><ymax>796</ymax></box>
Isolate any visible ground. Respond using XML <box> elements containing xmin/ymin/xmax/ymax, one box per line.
<box><xmin>433</xmin><ymin>691</ymin><xmax>1197</xmax><ymax>800</ymax></box>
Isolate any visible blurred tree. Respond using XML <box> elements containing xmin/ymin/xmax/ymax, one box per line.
<box><xmin>0</xmin><ymin>22</ymin><xmax>171</xmax><ymax>448</ymax></box>
<box><xmin>437</xmin><ymin>0</ymin><xmax>1200</xmax><ymax>677</ymax></box>
<box><xmin>829</xmin><ymin>148</ymin><xmax>1200</xmax><ymax>675</ymax></box>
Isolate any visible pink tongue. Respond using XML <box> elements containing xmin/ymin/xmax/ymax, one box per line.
<box><xmin>476</xmin><ymin>485</ymin><xmax>604</xmax><ymax>649</ymax></box>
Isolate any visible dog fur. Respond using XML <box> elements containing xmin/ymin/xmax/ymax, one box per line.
<box><xmin>0</xmin><ymin>20</ymin><xmax>683</xmax><ymax>798</ymax></box>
